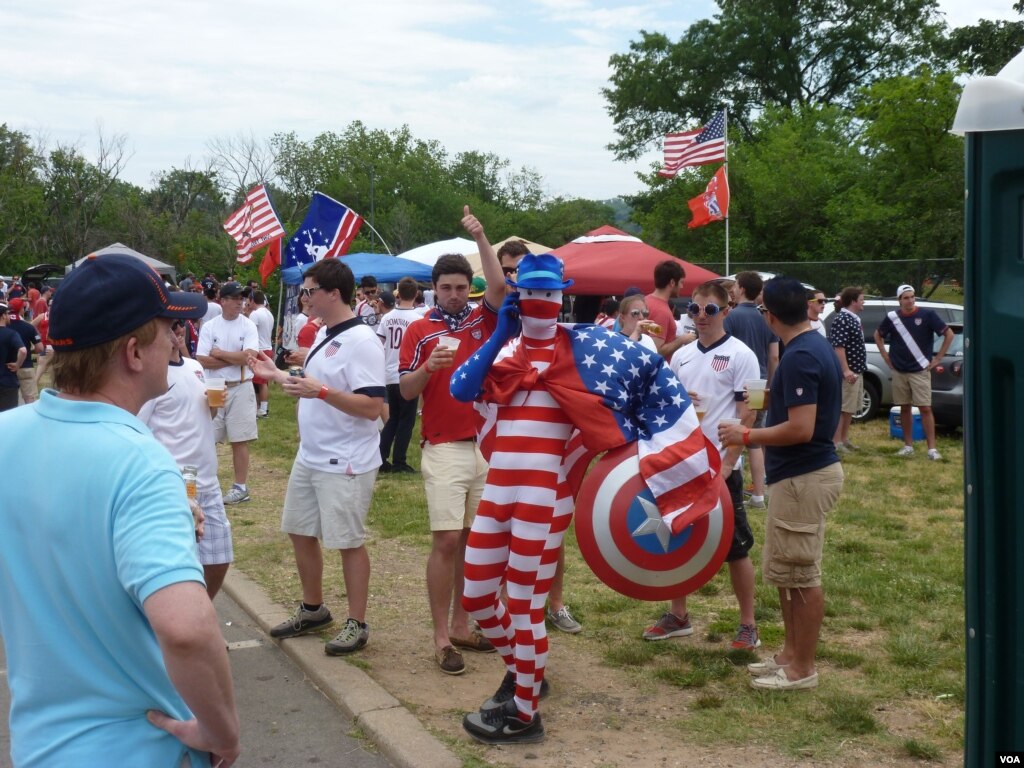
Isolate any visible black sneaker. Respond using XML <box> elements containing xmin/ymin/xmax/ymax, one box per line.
<box><xmin>480</xmin><ymin>671</ymin><xmax>550</xmax><ymax>711</ymax></box>
<box><xmin>393</xmin><ymin>462</ymin><xmax>417</xmax><ymax>474</ymax></box>
<box><xmin>269</xmin><ymin>603</ymin><xmax>333</xmax><ymax>639</ymax></box>
<box><xmin>463</xmin><ymin>699</ymin><xmax>545</xmax><ymax>745</ymax></box>
<box><xmin>379</xmin><ymin>461</ymin><xmax>393</xmax><ymax>474</ymax></box>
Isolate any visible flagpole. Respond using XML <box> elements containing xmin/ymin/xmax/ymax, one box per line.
<box><xmin>362</xmin><ymin>220</ymin><xmax>394</xmax><ymax>255</ymax></box>
<box><xmin>723</xmin><ymin>105</ymin><xmax>730</xmax><ymax>276</ymax></box>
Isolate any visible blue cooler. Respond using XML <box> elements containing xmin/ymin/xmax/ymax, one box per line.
<box><xmin>889</xmin><ymin>406</ymin><xmax>925</xmax><ymax>441</ymax></box>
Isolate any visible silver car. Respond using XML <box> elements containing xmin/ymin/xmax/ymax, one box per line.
<box><xmin>821</xmin><ymin>298</ymin><xmax>964</xmax><ymax>425</ymax></box>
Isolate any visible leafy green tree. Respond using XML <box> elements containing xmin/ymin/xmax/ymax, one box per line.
<box><xmin>0</xmin><ymin>124</ymin><xmax>46</xmax><ymax>271</ymax></box>
<box><xmin>937</xmin><ymin>1</ymin><xmax>1024</xmax><ymax>75</ymax></box>
<box><xmin>603</xmin><ymin>0</ymin><xmax>944</xmax><ymax>158</ymax></box>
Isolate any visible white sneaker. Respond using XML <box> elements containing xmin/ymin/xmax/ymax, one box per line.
<box><xmin>927</xmin><ymin>448</ymin><xmax>942</xmax><ymax>461</ymax></box>
<box><xmin>895</xmin><ymin>445</ymin><xmax>915</xmax><ymax>457</ymax></box>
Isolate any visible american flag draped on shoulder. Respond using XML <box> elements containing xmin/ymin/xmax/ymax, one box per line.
<box><xmin>223</xmin><ymin>184</ymin><xmax>286</xmax><ymax>263</ymax></box>
<box><xmin>476</xmin><ymin>325</ymin><xmax>722</xmax><ymax>533</ymax></box>
<box><xmin>659</xmin><ymin>109</ymin><xmax>727</xmax><ymax>178</ymax></box>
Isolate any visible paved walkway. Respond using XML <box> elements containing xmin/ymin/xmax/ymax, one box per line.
<box><xmin>0</xmin><ymin>578</ymin><xmax>445</xmax><ymax>767</ymax></box>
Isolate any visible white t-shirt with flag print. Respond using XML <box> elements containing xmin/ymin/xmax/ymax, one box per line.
<box><xmin>296</xmin><ymin>320</ymin><xmax>385</xmax><ymax>475</ymax></box>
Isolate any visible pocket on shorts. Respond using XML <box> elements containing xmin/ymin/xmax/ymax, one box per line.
<box><xmin>766</xmin><ymin>518</ymin><xmax>820</xmax><ymax>584</ymax></box>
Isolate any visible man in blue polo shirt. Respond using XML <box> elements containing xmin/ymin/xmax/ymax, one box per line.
<box><xmin>0</xmin><ymin>254</ymin><xmax>240</xmax><ymax>767</ymax></box>
<box><xmin>720</xmin><ymin>276</ymin><xmax>843</xmax><ymax>692</ymax></box>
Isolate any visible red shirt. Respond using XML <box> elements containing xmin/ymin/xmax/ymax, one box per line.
<box><xmin>645</xmin><ymin>293</ymin><xmax>677</xmax><ymax>345</ymax></box>
<box><xmin>399</xmin><ymin>304</ymin><xmax>497</xmax><ymax>445</ymax></box>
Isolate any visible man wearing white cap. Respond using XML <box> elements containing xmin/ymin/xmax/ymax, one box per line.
<box><xmin>873</xmin><ymin>284</ymin><xmax>954</xmax><ymax>460</ymax></box>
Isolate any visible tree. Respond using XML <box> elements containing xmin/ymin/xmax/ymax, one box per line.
<box><xmin>937</xmin><ymin>1</ymin><xmax>1024</xmax><ymax>75</ymax></box>
<box><xmin>40</xmin><ymin>130</ymin><xmax>130</xmax><ymax>263</ymax></box>
<box><xmin>0</xmin><ymin>124</ymin><xmax>46</xmax><ymax>269</ymax></box>
<box><xmin>603</xmin><ymin>0</ymin><xmax>945</xmax><ymax>159</ymax></box>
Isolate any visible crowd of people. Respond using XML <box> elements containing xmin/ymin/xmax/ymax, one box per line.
<box><xmin>0</xmin><ymin>212</ymin><xmax>956</xmax><ymax>762</ymax></box>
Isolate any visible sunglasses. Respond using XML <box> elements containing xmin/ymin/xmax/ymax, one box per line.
<box><xmin>809</xmin><ymin>298</ymin><xmax>826</xmax><ymax>305</ymax></box>
<box><xmin>687</xmin><ymin>302</ymin><xmax>721</xmax><ymax>317</ymax></box>
<box><xmin>501</xmin><ymin>266</ymin><xmax>518</xmax><ymax>276</ymax></box>
<box><xmin>171</xmin><ymin>320</ymin><xmax>184</xmax><ymax>331</ymax></box>
<box><xmin>299</xmin><ymin>286</ymin><xmax>322</xmax><ymax>298</ymax></box>
<box><xmin>629</xmin><ymin>309</ymin><xmax>650</xmax><ymax>318</ymax></box>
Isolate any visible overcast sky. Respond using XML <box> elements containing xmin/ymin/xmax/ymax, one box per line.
<box><xmin>2</xmin><ymin>0</ymin><xmax>1019</xmax><ymax>203</ymax></box>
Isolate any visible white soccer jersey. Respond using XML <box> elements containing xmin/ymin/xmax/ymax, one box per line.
<box><xmin>138</xmin><ymin>357</ymin><xmax>220</xmax><ymax>494</ymax></box>
<box><xmin>669</xmin><ymin>333</ymin><xmax>759</xmax><ymax>459</ymax></box>
<box><xmin>376</xmin><ymin>307</ymin><xmax>422</xmax><ymax>385</ymax></box>
<box><xmin>297</xmin><ymin>320</ymin><xmax>385</xmax><ymax>474</ymax></box>
<box><xmin>250</xmin><ymin>305</ymin><xmax>275</xmax><ymax>349</ymax></box>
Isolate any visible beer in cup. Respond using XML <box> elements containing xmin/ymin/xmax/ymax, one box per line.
<box><xmin>745</xmin><ymin>379</ymin><xmax>768</xmax><ymax>410</ymax></box>
<box><xmin>206</xmin><ymin>379</ymin><xmax>227</xmax><ymax>408</ymax></box>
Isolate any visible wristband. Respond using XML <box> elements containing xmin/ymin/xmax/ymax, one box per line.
<box><xmin>317</xmin><ymin>385</ymin><xmax>330</xmax><ymax>400</ymax></box>
<box><xmin>742</xmin><ymin>428</ymin><xmax>752</xmax><ymax>447</ymax></box>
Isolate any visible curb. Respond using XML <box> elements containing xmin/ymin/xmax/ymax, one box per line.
<box><xmin>222</xmin><ymin>569</ymin><xmax>461</xmax><ymax>768</ymax></box>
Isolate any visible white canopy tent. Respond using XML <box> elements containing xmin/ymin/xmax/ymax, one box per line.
<box><xmin>397</xmin><ymin>237</ymin><xmax>476</xmax><ymax>266</ymax></box>
<box><xmin>67</xmin><ymin>243</ymin><xmax>177</xmax><ymax>283</ymax></box>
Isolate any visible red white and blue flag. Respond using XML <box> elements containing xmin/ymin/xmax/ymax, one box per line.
<box><xmin>284</xmin><ymin>192</ymin><xmax>363</xmax><ymax>270</ymax></box>
<box><xmin>223</xmin><ymin>184</ymin><xmax>286</xmax><ymax>263</ymax></box>
<box><xmin>478</xmin><ymin>325</ymin><xmax>721</xmax><ymax>533</ymax></box>
<box><xmin>659</xmin><ymin>110</ymin><xmax>727</xmax><ymax>178</ymax></box>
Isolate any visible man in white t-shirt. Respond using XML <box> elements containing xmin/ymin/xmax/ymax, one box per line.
<box><xmin>807</xmin><ymin>289</ymin><xmax>827</xmax><ymax>337</ymax></box>
<box><xmin>355</xmin><ymin>275</ymin><xmax>381</xmax><ymax>327</ymax></box>
<box><xmin>376</xmin><ymin>277</ymin><xmax>422</xmax><ymax>473</ymax></box>
<box><xmin>251</xmin><ymin>258</ymin><xmax>385</xmax><ymax>656</ymax></box>
<box><xmin>139</xmin><ymin>320</ymin><xmax>233</xmax><ymax>598</ymax></box>
<box><xmin>642</xmin><ymin>280</ymin><xmax>762</xmax><ymax>650</ymax></box>
<box><xmin>196</xmin><ymin>282</ymin><xmax>259</xmax><ymax>505</ymax></box>
<box><xmin>248</xmin><ymin>290</ymin><xmax>275</xmax><ymax>419</ymax></box>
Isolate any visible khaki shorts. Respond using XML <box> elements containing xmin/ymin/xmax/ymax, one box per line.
<box><xmin>17</xmin><ymin>367</ymin><xmax>37</xmax><ymax>403</ymax></box>
<box><xmin>281</xmin><ymin>460</ymin><xmax>377</xmax><ymax>549</ymax></box>
<box><xmin>421</xmin><ymin>440</ymin><xmax>488</xmax><ymax>531</ymax></box>
<box><xmin>841</xmin><ymin>374</ymin><xmax>864</xmax><ymax>414</ymax></box>
<box><xmin>891</xmin><ymin>369</ymin><xmax>931</xmax><ymax>407</ymax></box>
<box><xmin>213</xmin><ymin>382</ymin><xmax>258</xmax><ymax>443</ymax></box>
<box><xmin>763</xmin><ymin>463</ymin><xmax>844</xmax><ymax>589</ymax></box>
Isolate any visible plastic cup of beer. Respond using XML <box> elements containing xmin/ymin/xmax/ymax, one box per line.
<box><xmin>437</xmin><ymin>336</ymin><xmax>461</xmax><ymax>351</ymax></box>
<box><xmin>745</xmin><ymin>379</ymin><xmax>768</xmax><ymax>410</ymax></box>
<box><xmin>206</xmin><ymin>379</ymin><xmax>226</xmax><ymax>408</ymax></box>
<box><xmin>693</xmin><ymin>396</ymin><xmax>707</xmax><ymax>422</ymax></box>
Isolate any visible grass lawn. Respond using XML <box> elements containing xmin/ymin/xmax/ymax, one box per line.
<box><xmin>226</xmin><ymin>388</ymin><xmax>964</xmax><ymax>765</ymax></box>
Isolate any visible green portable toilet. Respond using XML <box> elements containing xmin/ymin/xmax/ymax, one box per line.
<box><xmin>953</xmin><ymin>48</ymin><xmax>1024</xmax><ymax>765</ymax></box>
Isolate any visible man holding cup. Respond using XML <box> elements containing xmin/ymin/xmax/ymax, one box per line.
<box><xmin>643</xmin><ymin>280</ymin><xmax>761</xmax><ymax>649</ymax></box>
<box><xmin>720</xmin><ymin>277</ymin><xmax>843</xmax><ymax>691</ymax></box>
<box><xmin>399</xmin><ymin>206</ymin><xmax>507</xmax><ymax>675</ymax></box>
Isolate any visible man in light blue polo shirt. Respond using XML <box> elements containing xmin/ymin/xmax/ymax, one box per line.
<box><xmin>0</xmin><ymin>254</ymin><xmax>240</xmax><ymax>767</ymax></box>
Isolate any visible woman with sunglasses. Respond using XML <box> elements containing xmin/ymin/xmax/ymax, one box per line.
<box><xmin>617</xmin><ymin>295</ymin><xmax>659</xmax><ymax>352</ymax></box>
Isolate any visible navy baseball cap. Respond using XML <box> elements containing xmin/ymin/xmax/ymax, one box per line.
<box><xmin>49</xmin><ymin>253</ymin><xmax>207</xmax><ymax>351</ymax></box>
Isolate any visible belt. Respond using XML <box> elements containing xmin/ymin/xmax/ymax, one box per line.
<box><xmin>224</xmin><ymin>380</ymin><xmax>251</xmax><ymax>388</ymax></box>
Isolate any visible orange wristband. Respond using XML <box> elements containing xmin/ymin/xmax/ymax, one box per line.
<box><xmin>742</xmin><ymin>428</ymin><xmax>751</xmax><ymax>446</ymax></box>
<box><xmin>317</xmin><ymin>385</ymin><xmax>330</xmax><ymax>400</ymax></box>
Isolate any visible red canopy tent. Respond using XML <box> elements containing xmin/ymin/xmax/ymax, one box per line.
<box><xmin>553</xmin><ymin>225</ymin><xmax>719</xmax><ymax>296</ymax></box>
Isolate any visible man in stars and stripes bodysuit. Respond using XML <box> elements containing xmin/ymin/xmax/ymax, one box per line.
<box><xmin>452</xmin><ymin>253</ymin><xmax>720</xmax><ymax>744</ymax></box>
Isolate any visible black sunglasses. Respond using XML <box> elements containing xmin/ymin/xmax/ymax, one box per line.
<box><xmin>171</xmin><ymin>320</ymin><xmax>184</xmax><ymax>331</ymax></box>
<box><xmin>501</xmin><ymin>266</ymin><xmax>518</xmax><ymax>276</ymax></box>
<box><xmin>687</xmin><ymin>302</ymin><xmax>721</xmax><ymax>317</ymax></box>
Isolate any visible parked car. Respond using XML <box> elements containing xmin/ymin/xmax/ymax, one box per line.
<box><xmin>822</xmin><ymin>299</ymin><xmax>964</xmax><ymax>425</ymax></box>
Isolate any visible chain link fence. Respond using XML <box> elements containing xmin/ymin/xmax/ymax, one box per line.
<box><xmin>698</xmin><ymin>258</ymin><xmax>964</xmax><ymax>299</ymax></box>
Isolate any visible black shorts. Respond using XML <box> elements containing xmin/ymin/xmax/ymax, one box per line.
<box><xmin>726</xmin><ymin>468</ymin><xmax>754</xmax><ymax>562</ymax></box>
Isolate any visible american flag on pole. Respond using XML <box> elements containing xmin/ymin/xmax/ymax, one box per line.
<box><xmin>223</xmin><ymin>184</ymin><xmax>286</xmax><ymax>263</ymax></box>
<box><xmin>659</xmin><ymin>109</ymin><xmax>727</xmax><ymax>178</ymax></box>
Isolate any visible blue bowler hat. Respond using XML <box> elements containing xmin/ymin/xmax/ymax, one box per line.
<box><xmin>506</xmin><ymin>252</ymin><xmax>573</xmax><ymax>290</ymax></box>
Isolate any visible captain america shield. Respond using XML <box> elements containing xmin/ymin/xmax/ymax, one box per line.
<box><xmin>575</xmin><ymin>442</ymin><xmax>734</xmax><ymax>601</ymax></box>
